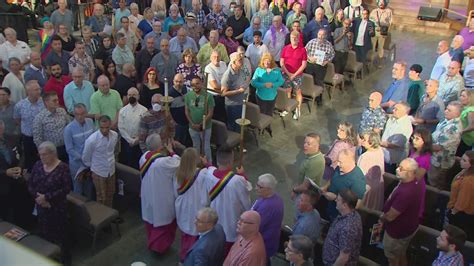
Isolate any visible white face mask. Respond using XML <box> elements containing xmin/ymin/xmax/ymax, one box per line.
<box><xmin>152</xmin><ymin>103</ymin><xmax>162</xmax><ymax>112</ymax></box>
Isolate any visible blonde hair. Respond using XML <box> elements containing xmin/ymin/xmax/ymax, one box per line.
<box><xmin>460</xmin><ymin>89</ymin><xmax>474</xmax><ymax>106</ymax></box>
<box><xmin>258</xmin><ymin>52</ymin><xmax>276</xmax><ymax>69</ymax></box>
<box><xmin>176</xmin><ymin>148</ymin><xmax>200</xmax><ymax>185</ymax></box>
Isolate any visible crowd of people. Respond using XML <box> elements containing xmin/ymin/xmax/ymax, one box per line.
<box><xmin>1</xmin><ymin>0</ymin><xmax>474</xmax><ymax>265</ymax></box>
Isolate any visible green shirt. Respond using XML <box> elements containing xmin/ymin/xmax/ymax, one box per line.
<box><xmin>197</xmin><ymin>43</ymin><xmax>229</xmax><ymax>67</ymax></box>
<box><xmin>184</xmin><ymin>90</ymin><xmax>215</xmax><ymax>129</ymax></box>
<box><xmin>89</xmin><ymin>89</ymin><xmax>123</xmax><ymax>121</ymax></box>
<box><xmin>407</xmin><ymin>79</ymin><xmax>425</xmax><ymax>115</ymax></box>
<box><xmin>461</xmin><ymin>106</ymin><xmax>474</xmax><ymax>146</ymax></box>
<box><xmin>298</xmin><ymin>152</ymin><xmax>325</xmax><ymax>186</ymax></box>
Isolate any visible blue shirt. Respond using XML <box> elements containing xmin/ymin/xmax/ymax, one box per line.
<box><xmin>303</xmin><ymin>18</ymin><xmax>330</xmax><ymax>44</ymax></box>
<box><xmin>381</xmin><ymin>78</ymin><xmax>409</xmax><ymax>112</ymax></box>
<box><xmin>13</xmin><ymin>98</ymin><xmax>45</xmax><ymax>136</ymax></box>
<box><xmin>292</xmin><ymin>209</ymin><xmax>321</xmax><ymax>244</ymax></box>
<box><xmin>163</xmin><ymin>17</ymin><xmax>185</xmax><ymax>34</ymax></box>
<box><xmin>64</xmin><ymin>118</ymin><xmax>95</xmax><ymax>178</ymax></box>
<box><xmin>243</xmin><ymin>25</ymin><xmax>267</xmax><ymax>45</ymax></box>
<box><xmin>114</xmin><ymin>8</ymin><xmax>131</xmax><ymax>31</ymax></box>
<box><xmin>251</xmin><ymin>67</ymin><xmax>284</xmax><ymax>101</ymax></box>
<box><xmin>169</xmin><ymin>36</ymin><xmax>198</xmax><ymax>58</ymax></box>
<box><xmin>63</xmin><ymin>80</ymin><xmax>95</xmax><ymax>113</ymax></box>
<box><xmin>24</xmin><ymin>65</ymin><xmax>47</xmax><ymax>88</ymax></box>
<box><xmin>45</xmin><ymin>50</ymin><xmax>71</xmax><ymax>75</ymax></box>
<box><xmin>138</xmin><ymin>20</ymin><xmax>154</xmax><ymax>37</ymax></box>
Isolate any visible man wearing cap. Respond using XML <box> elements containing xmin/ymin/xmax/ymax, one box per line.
<box><xmin>221</xmin><ymin>53</ymin><xmax>247</xmax><ymax>132</ymax></box>
<box><xmin>182</xmin><ymin>12</ymin><xmax>204</xmax><ymax>45</ymax></box>
<box><xmin>169</xmin><ymin>28</ymin><xmax>198</xmax><ymax>59</ymax></box>
<box><xmin>245</xmin><ymin>31</ymin><xmax>268</xmax><ymax>70</ymax></box>
<box><xmin>143</xmin><ymin>21</ymin><xmax>170</xmax><ymax>51</ymax></box>
<box><xmin>227</xmin><ymin>5</ymin><xmax>250</xmax><ymax>45</ymax></box>
<box><xmin>344</xmin><ymin>0</ymin><xmax>364</xmax><ymax>20</ymax></box>
<box><xmin>407</xmin><ymin>64</ymin><xmax>426</xmax><ymax>115</ymax></box>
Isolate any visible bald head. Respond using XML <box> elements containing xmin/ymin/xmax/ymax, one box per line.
<box><xmin>337</xmin><ymin>149</ymin><xmax>356</xmax><ymax>174</ymax></box>
<box><xmin>369</xmin><ymin>92</ymin><xmax>382</xmax><ymax>109</ymax></box>
<box><xmin>447</xmin><ymin>61</ymin><xmax>461</xmax><ymax>77</ymax></box>
<box><xmin>437</xmin><ymin>40</ymin><xmax>449</xmax><ymax>55</ymax></box>
<box><xmin>122</xmin><ymin>63</ymin><xmax>135</xmax><ymax>77</ymax></box>
<box><xmin>236</xmin><ymin>210</ymin><xmax>261</xmax><ymax>238</ymax></box>
<box><xmin>30</xmin><ymin>51</ymin><xmax>41</xmax><ymax>68</ymax></box>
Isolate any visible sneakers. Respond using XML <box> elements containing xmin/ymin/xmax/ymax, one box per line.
<box><xmin>293</xmin><ymin>108</ymin><xmax>301</xmax><ymax>120</ymax></box>
<box><xmin>280</xmin><ymin>110</ymin><xmax>288</xmax><ymax>117</ymax></box>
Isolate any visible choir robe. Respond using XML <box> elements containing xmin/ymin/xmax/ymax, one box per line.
<box><xmin>140</xmin><ymin>151</ymin><xmax>180</xmax><ymax>254</ymax></box>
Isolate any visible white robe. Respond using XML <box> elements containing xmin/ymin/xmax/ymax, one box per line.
<box><xmin>2</xmin><ymin>71</ymin><xmax>25</xmax><ymax>103</ymax></box>
<box><xmin>174</xmin><ymin>167</ymin><xmax>215</xmax><ymax>236</ymax></box>
<box><xmin>140</xmin><ymin>152</ymin><xmax>180</xmax><ymax>227</ymax></box>
<box><xmin>207</xmin><ymin>166</ymin><xmax>252</xmax><ymax>242</ymax></box>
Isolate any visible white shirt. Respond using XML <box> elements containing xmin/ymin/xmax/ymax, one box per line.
<box><xmin>118</xmin><ymin>103</ymin><xmax>147</xmax><ymax>144</ymax></box>
<box><xmin>204</xmin><ymin>61</ymin><xmax>227</xmax><ymax>89</ymax></box>
<box><xmin>245</xmin><ymin>43</ymin><xmax>269</xmax><ymax>70</ymax></box>
<box><xmin>82</xmin><ymin>130</ymin><xmax>118</xmax><ymax>177</ymax></box>
<box><xmin>355</xmin><ymin>20</ymin><xmax>368</xmax><ymax>46</ymax></box>
<box><xmin>174</xmin><ymin>168</ymin><xmax>215</xmax><ymax>235</ymax></box>
<box><xmin>207</xmin><ymin>166</ymin><xmax>252</xmax><ymax>242</ymax></box>
<box><xmin>2</xmin><ymin>71</ymin><xmax>25</xmax><ymax>103</ymax></box>
<box><xmin>0</xmin><ymin>40</ymin><xmax>32</xmax><ymax>69</ymax></box>
<box><xmin>430</xmin><ymin>51</ymin><xmax>451</xmax><ymax>80</ymax></box>
<box><xmin>381</xmin><ymin>115</ymin><xmax>413</xmax><ymax>164</ymax></box>
<box><xmin>140</xmin><ymin>152</ymin><xmax>180</xmax><ymax>227</ymax></box>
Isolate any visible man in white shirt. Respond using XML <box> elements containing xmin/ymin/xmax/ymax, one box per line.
<box><xmin>140</xmin><ymin>133</ymin><xmax>180</xmax><ymax>254</ymax></box>
<box><xmin>0</xmin><ymin>28</ymin><xmax>31</xmax><ymax>70</ymax></box>
<box><xmin>204</xmin><ymin>50</ymin><xmax>227</xmax><ymax>91</ymax></box>
<box><xmin>245</xmin><ymin>31</ymin><xmax>269</xmax><ymax>70</ymax></box>
<box><xmin>82</xmin><ymin>115</ymin><xmax>118</xmax><ymax>207</ymax></box>
<box><xmin>380</xmin><ymin>102</ymin><xmax>413</xmax><ymax>174</ymax></box>
<box><xmin>430</xmin><ymin>40</ymin><xmax>451</xmax><ymax>80</ymax></box>
<box><xmin>118</xmin><ymin>87</ymin><xmax>147</xmax><ymax>169</ymax></box>
<box><xmin>205</xmin><ymin>146</ymin><xmax>251</xmax><ymax>254</ymax></box>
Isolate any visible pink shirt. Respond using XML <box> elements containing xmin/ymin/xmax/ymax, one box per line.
<box><xmin>224</xmin><ymin>233</ymin><xmax>266</xmax><ymax>266</ymax></box>
<box><xmin>44</xmin><ymin>75</ymin><xmax>73</xmax><ymax>108</ymax></box>
<box><xmin>281</xmin><ymin>44</ymin><xmax>307</xmax><ymax>74</ymax></box>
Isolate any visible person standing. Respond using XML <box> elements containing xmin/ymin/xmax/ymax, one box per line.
<box><xmin>140</xmin><ymin>133</ymin><xmax>180</xmax><ymax>254</ymax></box>
<box><xmin>263</xmin><ymin>15</ymin><xmax>288</xmax><ymax>63</ymax></box>
<box><xmin>33</xmin><ymin>91</ymin><xmax>71</xmax><ymax>162</ymax></box>
<box><xmin>322</xmin><ymin>189</ymin><xmax>363</xmax><ymax>265</ymax></box>
<box><xmin>2</xmin><ymin>57</ymin><xmax>25</xmax><ymax>103</ymax></box>
<box><xmin>63</xmin><ymin>68</ymin><xmax>95</xmax><ymax>114</ymax></box>
<box><xmin>24</xmin><ymin>51</ymin><xmax>47</xmax><ymax>88</ymax></box>
<box><xmin>90</xmin><ymin>75</ymin><xmax>123</xmax><ymax>128</ymax></box>
<box><xmin>82</xmin><ymin>115</ymin><xmax>118</xmax><ymax>207</ymax></box>
<box><xmin>169</xmin><ymin>74</ymin><xmax>190</xmax><ymax>147</ymax></box>
<box><xmin>13</xmin><ymin>80</ymin><xmax>45</xmax><ymax>171</ymax></box>
<box><xmin>370</xmin><ymin>0</ymin><xmax>393</xmax><ymax>67</ymax></box>
<box><xmin>183</xmin><ymin>207</ymin><xmax>226</xmax><ymax>266</ymax></box>
<box><xmin>221</xmin><ymin>53</ymin><xmax>247</xmax><ymax>132</ymax></box>
<box><xmin>44</xmin><ymin>62</ymin><xmax>73</xmax><ymax>109</ymax></box>
<box><xmin>64</xmin><ymin>103</ymin><xmax>95</xmax><ymax>199</ymax></box>
<box><xmin>118</xmin><ymin>88</ymin><xmax>147</xmax><ymax>169</ymax></box>
<box><xmin>224</xmin><ymin>210</ymin><xmax>266</xmax><ymax>266</ymax></box>
<box><xmin>50</xmin><ymin>0</ymin><xmax>74</xmax><ymax>33</ymax></box>
<box><xmin>333</xmin><ymin>18</ymin><xmax>352</xmax><ymax>74</ymax></box>
<box><xmin>292</xmin><ymin>133</ymin><xmax>325</xmax><ymax>194</ymax></box>
<box><xmin>112</xmin><ymin>33</ymin><xmax>135</xmax><ymax>75</ymax></box>
<box><xmin>251</xmin><ymin>174</ymin><xmax>284</xmax><ymax>263</ymax></box>
<box><xmin>381</xmin><ymin>61</ymin><xmax>410</xmax><ymax>113</ymax></box>
<box><xmin>358</xmin><ymin>91</ymin><xmax>386</xmax><ymax>134</ymax></box>
<box><xmin>68</xmin><ymin>41</ymin><xmax>96</xmax><ymax>82</ymax></box>
<box><xmin>351</xmin><ymin>9</ymin><xmax>375</xmax><ymax>63</ymax></box>
<box><xmin>185</xmin><ymin>77</ymin><xmax>215</xmax><ymax>162</ymax></box>
<box><xmin>380</xmin><ymin>158</ymin><xmax>423</xmax><ymax>266</ymax></box>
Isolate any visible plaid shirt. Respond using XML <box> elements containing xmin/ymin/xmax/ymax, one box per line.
<box><xmin>432</xmin><ymin>251</ymin><xmax>464</xmax><ymax>266</ymax></box>
<box><xmin>431</xmin><ymin>117</ymin><xmax>462</xmax><ymax>169</ymax></box>
<box><xmin>305</xmin><ymin>38</ymin><xmax>335</xmax><ymax>62</ymax></box>
<box><xmin>195</xmin><ymin>9</ymin><xmax>206</xmax><ymax>27</ymax></box>
<box><xmin>205</xmin><ymin>11</ymin><xmax>227</xmax><ymax>32</ymax></box>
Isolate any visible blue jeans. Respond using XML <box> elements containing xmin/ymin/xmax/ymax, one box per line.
<box><xmin>189</xmin><ymin>127</ymin><xmax>212</xmax><ymax>163</ymax></box>
<box><xmin>225</xmin><ymin>104</ymin><xmax>243</xmax><ymax>132</ymax></box>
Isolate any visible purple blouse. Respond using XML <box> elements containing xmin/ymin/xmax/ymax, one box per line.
<box><xmin>251</xmin><ymin>193</ymin><xmax>284</xmax><ymax>257</ymax></box>
<box><xmin>175</xmin><ymin>63</ymin><xmax>202</xmax><ymax>88</ymax></box>
<box><xmin>219</xmin><ymin>37</ymin><xmax>239</xmax><ymax>55</ymax></box>
<box><xmin>459</xmin><ymin>27</ymin><xmax>474</xmax><ymax>51</ymax></box>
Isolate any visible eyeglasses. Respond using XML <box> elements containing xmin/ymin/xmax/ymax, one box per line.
<box><xmin>256</xmin><ymin>183</ymin><xmax>268</xmax><ymax>189</ymax></box>
<box><xmin>195</xmin><ymin>217</ymin><xmax>210</xmax><ymax>224</ymax></box>
<box><xmin>237</xmin><ymin>218</ymin><xmax>255</xmax><ymax>224</ymax></box>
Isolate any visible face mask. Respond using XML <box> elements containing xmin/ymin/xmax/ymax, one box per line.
<box><xmin>229</xmin><ymin>7</ymin><xmax>234</xmax><ymax>14</ymax></box>
<box><xmin>128</xmin><ymin>96</ymin><xmax>137</xmax><ymax>104</ymax></box>
<box><xmin>152</xmin><ymin>103</ymin><xmax>162</xmax><ymax>112</ymax></box>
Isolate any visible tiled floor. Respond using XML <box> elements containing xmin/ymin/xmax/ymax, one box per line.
<box><xmin>69</xmin><ymin>30</ymin><xmax>445</xmax><ymax>266</ymax></box>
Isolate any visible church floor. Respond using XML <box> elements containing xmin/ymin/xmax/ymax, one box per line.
<box><xmin>69</xmin><ymin>30</ymin><xmax>443</xmax><ymax>266</ymax></box>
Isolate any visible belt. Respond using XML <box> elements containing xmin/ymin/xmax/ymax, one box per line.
<box><xmin>465</xmin><ymin>85</ymin><xmax>474</xmax><ymax>89</ymax></box>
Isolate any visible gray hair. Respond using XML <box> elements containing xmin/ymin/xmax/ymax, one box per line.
<box><xmin>362</xmin><ymin>131</ymin><xmax>381</xmax><ymax>149</ymax></box>
<box><xmin>146</xmin><ymin>133</ymin><xmax>162</xmax><ymax>151</ymax></box>
<box><xmin>25</xmin><ymin>80</ymin><xmax>40</xmax><ymax>91</ymax></box>
<box><xmin>258</xmin><ymin>174</ymin><xmax>278</xmax><ymax>190</ymax></box>
<box><xmin>38</xmin><ymin>141</ymin><xmax>57</xmax><ymax>155</ymax></box>
<box><xmin>4</xmin><ymin>27</ymin><xmax>16</xmax><ymax>37</ymax></box>
<box><xmin>130</xmin><ymin>2</ymin><xmax>139</xmax><ymax>9</ymax></box>
<box><xmin>74</xmin><ymin>103</ymin><xmax>87</xmax><ymax>112</ymax></box>
<box><xmin>8</xmin><ymin>57</ymin><xmax>21</xmax><ymax>65</ymax></box>
<box><xmin>402</xmin><ymin>157</ymin><xmax>419</xmax><ymax>172</ymax></box>
<box><xmin>198</xmin><ymin>207</ymin><xmax>219</xmax><ymax>224</ymax></box>
<box><xmin>289</xmin><ymin>235</ymin><xmax>314</xmax><ymax>261</ymax></box>
<box><xmin>448</xmin><ymin>100</ymin><xmax>463</xmax><ymax>114</ymax></box>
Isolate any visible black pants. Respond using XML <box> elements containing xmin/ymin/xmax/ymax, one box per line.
<box><xmin>354</xmin><ymin>45</ymin><xmax>368</xmax><ymax>63</ymax></box>
<box><xmin>21</xmin><ymin>134</ymin><xmax>38</xmax><ymax>172</ymax></box>
<box><xmin>256</xmin><ymin>96</ymin><xmax>275</xmax><ymax>117</ymax></box>
<box><xmin>119</xmin><ymin>138</ymin><xmax>143</xmax><ymax>170</ymax></box>
<box><xmin>57</xmin><ymin>145</ymin><xmax>68</xmax><ymax>163</ymax></box>
<box><xmin>456</xmin><ymin>139</ymin><xmax>472</xmax><ymax>157</ymax></box>
<box><xmin>448</xmin><ymin>211</ymin><xmax>474</xmax><ymax>241</ymax></box>
<box><xmin>305</xmin><ymin>62</ymin><xmax>327</xmax><ymax>87</ymax></box>
<box><xmin>334</xmin><ymin>51</ymin><xmax>348</xmax><ymax>74</ymax></box>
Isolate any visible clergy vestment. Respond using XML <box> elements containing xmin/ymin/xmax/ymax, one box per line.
<box><xmin>140</xmin><ymin>151</ymin><xmax>180</xmax><ymax>254</ymax></box>
<box><xmin>174</xmin><ymin>167</ymin><xmax>215</xmax><ymax>261</ymax></box>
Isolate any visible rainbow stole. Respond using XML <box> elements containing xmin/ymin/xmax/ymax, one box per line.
<box><xmin>208</xmin><ymin>171</ymin><xmax>235</xmax><ymax>202</ymax></box>
<box><xmin>177</xmin><ymin>170</ymin><xmax>200</xmax><ymax>195</ymax></box>
<box><xmin>140</xmin><ymin>151</ymin><xmax>164</xmax><ymax>178</ymax></box>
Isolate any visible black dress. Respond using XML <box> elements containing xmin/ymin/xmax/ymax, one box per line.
<box><xmin>140</xmin><ymin>83</ymin><xmax>164</xmax><ymax>109</ymax></box>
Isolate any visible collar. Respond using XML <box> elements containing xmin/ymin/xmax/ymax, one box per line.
<box><xmin>29</xmin><ymin>64</ymin><xmax>41</xmax><ymax>71</ymax></box>
<box><xmin>306</xmin><ymin>151</ymin><xmax>322</xmax><ymax>159</ymax></box>
<box><xmin>198</xmin><ymin>228</ymin><xmax>212</xmax><ymax>237</ymax></box>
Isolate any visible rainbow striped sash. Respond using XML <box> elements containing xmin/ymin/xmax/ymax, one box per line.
<box><xmin>208</xmin><ymin>171</ymin><xmax>235</xmax><ymax>202</ymax></box>
<box><xmin>177</xmin><ymin>170</ymin><xmax>200</xmax><ymax>195</ymax></box>
<box><xmin>140</xmin><ymin>151</ymin><xmax>164</xmax><ymax>178</ymax></box>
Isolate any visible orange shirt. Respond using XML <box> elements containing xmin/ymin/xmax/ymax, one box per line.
<box><xmin>448</xmin><ymin>173</ymin><xmax>474</xmax><ymax>215</ymax></box>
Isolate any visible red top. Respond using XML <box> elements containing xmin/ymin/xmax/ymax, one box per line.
<box><xmin>281</xmin><ymin>44</ymin><xmax>307</xmax><ymax>74</ymax></box>
<box><xmin>44</xmin><ymin>75</ymin><xmax>73</xmax><ymax>108</ymax></box>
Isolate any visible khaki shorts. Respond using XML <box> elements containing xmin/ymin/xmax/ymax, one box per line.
<box><xmin>383</xmin><ymin>229</ymin><xmax>417</xmax><ymax>259</ymax></box>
